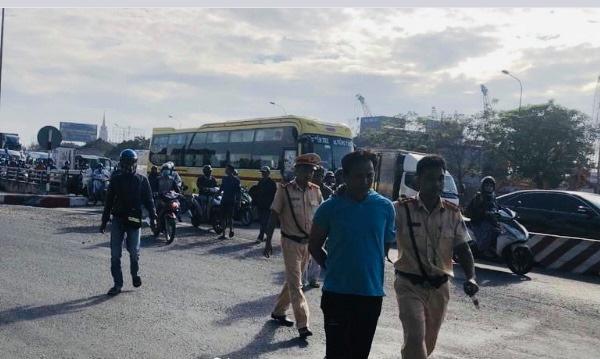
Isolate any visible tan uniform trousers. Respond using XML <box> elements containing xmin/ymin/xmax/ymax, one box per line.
<box><xmin>273</xmin><ymin>238</ymin><xmax>311</xmax><ymax>329</ymax></box>
<box><xmin>394</xmin><ymin>274</ymin><xmax>450</xmax><ymax>359</ymax></box>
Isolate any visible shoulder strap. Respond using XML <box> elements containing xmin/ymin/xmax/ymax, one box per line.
<box><xmin>403</xmin><ymin>202</ymin><xmax>429</xmax><ymax>280</ymax></box>
<box><xmin>284</xmin><ymin>185</ymin><xmax>309</xmax><ymax>238</ymax></box>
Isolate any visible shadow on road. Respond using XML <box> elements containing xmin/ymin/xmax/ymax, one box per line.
<box><xmin>452</xmin><ymin>263</ymin><xmax>531</xmax><ymax>288</ymax></box>
<box><xmin>215</xmin><ymin>294</ymin><xmax>277</xmax><ymax>327</ymax></box>
<box><xmin>56</xmin><ymin>225</ymin><xmax>99</xmax><ymax>235</ymax></box>
<box><xmin>216</xmin><ymin>321</ymin><xmax>309</xmax><ymax>358</ymax></box>
<box><xmin>0</xmin><ymin>294</ymin><xmax>114</xmax><ymax>326</ymax></box>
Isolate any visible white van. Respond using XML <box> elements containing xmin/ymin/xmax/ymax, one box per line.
<box><xmin>372</xmin><ymin>149</ymin><xmax>460</xmax><ymax>205</ymax></box>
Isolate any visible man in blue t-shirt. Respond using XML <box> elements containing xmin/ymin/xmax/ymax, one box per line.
<box><xmin>309</xmin><ymin>150</ymin><xmax>396</xmax><ymax>359</ymax></box>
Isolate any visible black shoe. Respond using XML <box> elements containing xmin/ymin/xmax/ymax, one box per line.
<box><xmin>229</xmin><ymin>230</ymin><xmax>234</xmax><ymax>238</ymax></box>
<box><xmin>298</xmin><ymin>327</ymin><xmax>313</xmax><ymax>339</ymax></box>
<box><xmin>132</xmin><ymin>276</ymin><xmax>142</xmax><ymax>288</ymax></box>
<box><xmin>271</xmin><ymin>313</ymin><xmax>294</xmax><ymax>327</ymax></box>
<box><xmin>218</xmin><ymin>235</ymin><xmax>226</xmax><ymax>240</ymax></box>
<box><xmin>107</xmin><ymin>286</ymin><xmax>122</xmax><ymax>296</ymax></box>
<box><xmin>309</xmin><ymin>281</ymin><xmax>320</xmax><ymax>288</ymax></box>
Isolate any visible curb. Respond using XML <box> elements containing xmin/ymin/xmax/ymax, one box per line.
<box><xmin>529</xmin><ymin>233</ymin><xmax>600</xmax><ymax>275</ymax></box>
<box><xmin>0</xmin><ymin>193</ymin><xmax>88</xmax><ymax>208</ymax></box>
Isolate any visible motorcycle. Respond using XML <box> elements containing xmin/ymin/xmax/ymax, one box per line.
<box><xmin>234</xmin><ymin>187</ymin><xmax>253</xmax><ymax>227</ymax></box>
<box><xmin>89</xmin><ymin>172</ymin><xmax>109</xmax><ymax>205</ymax></box>
<box><xmin>153</xmin><ymin>191</ymin><xmax>180</xmax><ymax>244</ymax></box>
<box><xmin>464</xmin><ymin>207</ymin><xmax>534</xmax><ymax>275</ymax></box>
<box><xmin>190</xmin><ymin>187</ymin><xmax>224</xmax><ymax>234</ymax></box>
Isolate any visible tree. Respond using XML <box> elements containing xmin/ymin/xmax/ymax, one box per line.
<box><xmin>105</xmin><ymin>136</ymin><xmax>150</xmax><ymax>159</ymax></box>
<box><xmin>480</xmin><ymin>101</ymin><xmax>594</xmax><ymax>188</ymax></box>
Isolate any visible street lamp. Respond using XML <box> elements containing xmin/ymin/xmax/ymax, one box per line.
<box><xmin>502</xmin><ymin>69</ymin><xmax>523</xmax><ymax>113</ymax></box>
<box><xmin>269</xmin><ymin>101</ymin><xmax>288</xmax><ymax>116</ymax></box>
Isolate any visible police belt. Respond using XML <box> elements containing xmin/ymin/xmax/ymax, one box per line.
<box><xmin>280</xmin><ymin>231</ymin><xmax>309</xmax><ymax>244</ymax></box>
<box><xmin>395</xmin><ymin>270</ymin><xmax>448</xmax><ymax>289</ymax></box>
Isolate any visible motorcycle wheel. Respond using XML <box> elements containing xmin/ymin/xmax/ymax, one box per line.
<box><xmin>240</xmin><ymin>208</ymin><xmax>253</xmax><ymax>227</ymax></box>
<box><xmin>505</xmin><ymin>246</ymin><xmax>534</xmax><ymax>275</ymax></box>
<box><xmin>165</xmin><ymin>216</ymin><xmax>176</xmax><ymax>245</ymax></box>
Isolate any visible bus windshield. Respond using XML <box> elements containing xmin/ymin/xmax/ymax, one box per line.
<box><xmin>301</xmin><ymin>134</ymin><xmax>353</xmax><ymax>170</ymax></box>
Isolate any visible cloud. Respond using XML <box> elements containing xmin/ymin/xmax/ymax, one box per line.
<box><xmin>2</xmin><ymin>8</ymin><xmax>600</xmax><ymax>144</ymax></box>
<box><xmin>390</xmin><ymin>27</ymin><xmax>500</xmax><ymax>71</ymax></box>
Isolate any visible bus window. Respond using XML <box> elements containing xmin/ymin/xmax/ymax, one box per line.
<box><xmin>229</xmin><ymin>130</ymin><xmax>254</xmax><ymax>169</ymax></box>
<box><xmin>166</xmin><ymin>133</ymin><xmax>191</xmax><ymax>166</ymax></box>
<box><xmin>207</xmin><ymin>131</ymin><xmax>230</xmax><ymax>143</ymax></box>
<box><xmin>255</xmin><ymin>128</ymin><xmax>284</xmax><ymax>142</ymax></box>
<box><xmin>185</xmin><ymin>132</ymin><xmax>209</xmax><ymax>167</ymax></box>
<box><xmin>251</xmin><ymin>127</ymin><xmax>295</xmax><ymax>169</ymax></box>
<box><xmin>301</xmin><ymin>135</ymin><xmax>352</xmax><ymax>170</ymax></box>
<box><xmin>332</xmin><ymin>138</ymin><xmax>353</xmax><ymax>170</ymax></box>
<box><xmin>230</xmin><ymin>130</ymin><xmax>254</xmax><ymax>143</ymax></box>
<box><xmin>149</xmin><ymin>134</ymin><xmax>169</xmax><ymax>165</ymax></box>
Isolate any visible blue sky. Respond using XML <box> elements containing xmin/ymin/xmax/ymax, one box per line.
<box><xmin>2</xmin><ymin>8</ymin><xmax>600</xmax><ymax>144</ymax></box>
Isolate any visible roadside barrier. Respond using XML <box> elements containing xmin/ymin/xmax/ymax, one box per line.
<box><xmin>529</xmin><ymin>233</ymin><xmax>600</xmax><ymax>275</ymax></box>
<box><xmin>0</xmin><ymin>193</ymin><xmax>88</xmax><ymax>208</ymax></box>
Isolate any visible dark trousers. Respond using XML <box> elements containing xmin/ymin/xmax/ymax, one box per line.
<box><xmin>257</xmin><ymin>208</ymin><xmax>271</xmax><ymax>239</ymax></box>
<box><xmin>321</xmin><ymin>290</ymin><xmax>383</xmax><ymax>359</ymax></box>
<box><xmin>110</xmin><ymin>218</ymin><xmax>141</xmax><ymax>287</ymax></box>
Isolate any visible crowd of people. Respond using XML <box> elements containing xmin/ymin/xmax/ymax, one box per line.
<box><xmin>100</xmin><ymin>148</ymin><xmax>480</xmax><ymax>359</ymax></box>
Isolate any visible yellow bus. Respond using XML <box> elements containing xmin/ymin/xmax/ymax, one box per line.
<box><xmin>149</xmin><ymin>115</ymin><xmax>354</xmax><ymax>193</ymax></box>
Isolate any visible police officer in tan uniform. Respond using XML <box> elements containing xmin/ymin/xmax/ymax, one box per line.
<box><xmin>391</xmin><ymin>155</ymin><xmax>478</xmax><ymax>359</ymax></box>
<box><xmin>263</xmin><ymin>153</ymin><xmax>324</xmax><ymax>339</ymax></box>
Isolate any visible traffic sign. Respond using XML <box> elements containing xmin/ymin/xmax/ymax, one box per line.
<box><xmin>37</xmin><ymin>126</ymin><xmax>63</xmax><ymax>151</ymax></box>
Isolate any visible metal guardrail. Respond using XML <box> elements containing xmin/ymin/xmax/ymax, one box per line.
<box><xmin>0</xmin><ymin>166</ymin><xmax>84</xmax><ymax>194</ymax></box>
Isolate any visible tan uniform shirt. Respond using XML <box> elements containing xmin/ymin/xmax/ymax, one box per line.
<box><xmin>393</xmin><ymin>195</ymin><xmax>469</xmax><ymax>277</ymax></box>
<box><xmin>271</xmin><ymin>180</ymin><xmax>323</xmax><ymax>243</ymax></box>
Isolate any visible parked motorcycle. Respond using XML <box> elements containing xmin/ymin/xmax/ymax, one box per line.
<box><xmin>190</xmin><ymin>187</ymin><xmax>224</xmax><ymax>234</ymax></box>
<box><xmin>234</xmin><ymin>187</ymin><xmax>253</xmax><ymax>226</ymax></box>
<box><xmin>463</xmin><ymin>207</ymin><xmax>534</xmax><ymax>275</ymax></box>
<box><xmin>153</xmin><ymin>191</ymin><xmax>180</xmax><ymax>244</ymax></box>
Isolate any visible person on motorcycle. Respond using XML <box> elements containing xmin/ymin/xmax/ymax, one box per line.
<box><xmin>156</xmin><ymin>162</ymin><xmax>182</xmax><ymax>224</ymax></box>
<box><xmin>89</xmin><ymin>163</ymin><xmax>109</xmax><ymax>199</ymax></box>
<box><xmin>100</xmin><ymin>149</ymin><xmax>157</xmax><ymax>296</ymax></box>
<box><xmin>466</xmin><ymin>176</ymin><xmax>501</xmax><ymax>256</ymax></box>
<box><xmin>196</xmin><ymin>165</ymin><xmax>219</xmax><ymax>218</ymax></box>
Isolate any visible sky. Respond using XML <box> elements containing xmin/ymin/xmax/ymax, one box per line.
<box><xmin>2</xmin><ymin>7</ymin><xmax>600</xmax><ymax>145</ymax></box>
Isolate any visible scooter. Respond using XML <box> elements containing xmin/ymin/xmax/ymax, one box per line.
<box><xmin>153</xmin><ymin>191</ymin><xmax>180</xmax><ymax>245</ymax></box>
<box><xmin>464</xmin><ymin>207</ymin><xmax>534</xmax><ymax>275</ymax></box>
<box><xmin>90</xmin><ymin>173</ymin><xmax>109</xmax><ymax>205</ymax></box>
<box><xmin>234</xmin><ymin>187</ymin><xmax>253</xmax><ymax>227</ymax></box>
<box><xmin>190</xmin><ymin>187</ymin><xmax>224</xmax><ymax>234</ymax></box>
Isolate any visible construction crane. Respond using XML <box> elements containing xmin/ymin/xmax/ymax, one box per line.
<box><xmin>356</xmin><ymin>94</ymin><xmax>373</xmax><ymax>117</ymax></box>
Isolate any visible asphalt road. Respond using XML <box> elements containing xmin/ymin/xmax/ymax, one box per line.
<box><xmin>1</xmin><ymin>204</ymin><xmax>600</xmax><ymax>359</ymax></box>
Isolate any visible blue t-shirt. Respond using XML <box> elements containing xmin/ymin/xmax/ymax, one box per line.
<box><xmin>313</xmin><ymin>190</ymin><xmax>396</xmax><ymax>297</ymax></box>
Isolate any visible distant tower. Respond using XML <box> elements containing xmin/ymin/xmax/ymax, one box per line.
<box><xmin>99</xmin><ymin>111</ymin><xmax>109</xmax><ymax>141</ymax></box>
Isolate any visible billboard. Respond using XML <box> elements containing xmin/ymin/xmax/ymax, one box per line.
<box><xmin>59</xmin><ymin>122</ymin><xmax>98</xmax><ymax>143</ymax></box>
<box><xmin>360</xmin><ymin>116</ymin><xmax>406</xmax><ymax>133</ymax></box>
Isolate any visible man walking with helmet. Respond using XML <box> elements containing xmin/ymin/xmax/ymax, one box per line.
<box><xmin>100</xmin><ymin>149</ymin><xmax>157</xmax><ymax>296</ymax></box>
